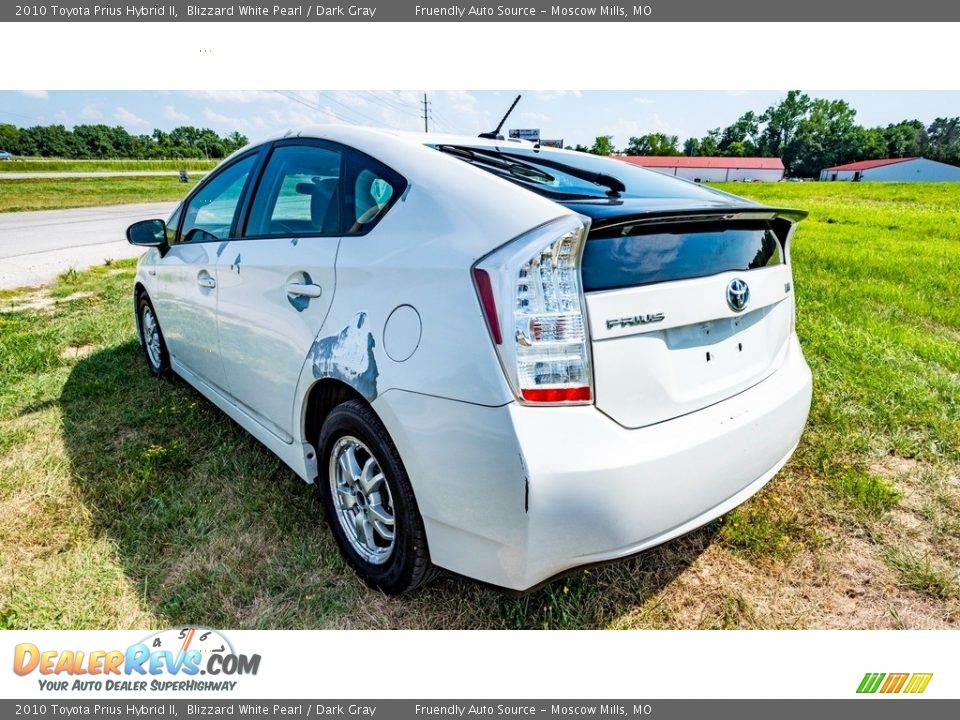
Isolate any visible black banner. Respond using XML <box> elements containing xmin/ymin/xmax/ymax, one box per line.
<box><xmin>2</xmin><ymin>700</ymin><xmax>957</xmax><ymax>719</ymax></box>
<box><xmin>3</xmin><ymin>0</ymin><xmax>957</xmax><ymax>22</ymax></box>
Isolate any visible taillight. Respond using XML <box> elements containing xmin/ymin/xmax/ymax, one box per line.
<box><xmin>473</xmin><ymin>215</ymin><xmax>593</xmax><ymax>405</ymax></box>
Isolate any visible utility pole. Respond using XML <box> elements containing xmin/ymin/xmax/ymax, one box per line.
<box><xmin>421</xmin><ymin>93</ymin><xmax>430</xmax><ymax>133</ymax></box>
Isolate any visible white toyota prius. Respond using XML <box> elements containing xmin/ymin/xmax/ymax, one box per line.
<box><xmin>126</xmin><ymin>126</ymin><xmax>812</xmax><ymax>593</ymax></box>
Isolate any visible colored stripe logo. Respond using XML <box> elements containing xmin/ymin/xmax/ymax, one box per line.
<box><xmin>857</xmin><ymin>673</ymin><xmax>933</xmax><ymax>694</ymax></box>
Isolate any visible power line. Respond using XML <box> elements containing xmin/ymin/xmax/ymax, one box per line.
<box><xmin>430</xmin><ymin>110</ymin><xmax>458</xmax><ymax>133</ymax></box>
<box><xmin>274</xmin><ymin>90</ymin><xmax>387</xmax><ymax>128</ymax></box>
<box><xmin>361</xmin><ymin>91</ymin><xmax>421</xmax><ymax>119</ymax></box>
<box><xmin>273</xmin><ymin>90</ymin><xmax>354</xmax><ymax>125</ymax></box>
<box><xmin>314</xmin><ymin>90</ymin><xmax>387</xmax><ymax>126</ymax></box>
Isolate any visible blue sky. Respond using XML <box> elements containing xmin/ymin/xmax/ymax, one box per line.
<box><xmin>2</xmin><ymin>90</ymin><xmax>958</xmax><ymax>148</ymax></box>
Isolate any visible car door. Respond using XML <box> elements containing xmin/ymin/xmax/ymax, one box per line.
<box><xmin>214</xmin><ymin>140</ymin><xmax>346</xmax><ymax>441</ymax></box>
<box><xmin>152</xmin><ymin>151</ymin><xmax>260</xmax><ymax>392</ymax></box>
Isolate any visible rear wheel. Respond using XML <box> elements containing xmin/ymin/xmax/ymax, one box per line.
<box><xmin>137</xmin><ymin>293</ymin><xmax>170</xmax><ymax>377</ymax></box>
<box><xmin>317</xmin><ymin>400</ymin><xmax>437</xmax><ymax>594</ymax></box>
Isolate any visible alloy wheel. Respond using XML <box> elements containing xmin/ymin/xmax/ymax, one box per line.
<box><xmin>328</xmin><ymin>435</ymin><xmax>396</xmax><ymax>565</ymax></box>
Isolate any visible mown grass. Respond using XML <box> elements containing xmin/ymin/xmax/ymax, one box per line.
<box><xmin>0</xmin><ymin>158</ymin><xmax>218</xmax><ymax>173</ymax></box>
<box><xmin>0</xmin><ymin>176</ymin><xmax>201</xmax><ymax>213</ymax></box>
<box><xmin>1</xmin><ymin>182</ymin><xmax>959</xmax><ymax>629</ymax></box>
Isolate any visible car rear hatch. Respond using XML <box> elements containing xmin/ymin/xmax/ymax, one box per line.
<box><xmin>567</xmin><ymin>201</ymin><xmax>806</xmax><ymax>428</ymax></box>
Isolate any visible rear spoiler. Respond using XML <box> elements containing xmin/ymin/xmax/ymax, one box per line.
<box><xmin>587</xmin><ymin>206</ymin><xmax>808</xmax><ymax>234</ymax></box>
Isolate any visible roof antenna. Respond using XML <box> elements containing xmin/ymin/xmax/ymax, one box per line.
<box><xmin>479</xmin><ymin>94</ymin><xmax>521</xmax><ymax>140</ymax></box>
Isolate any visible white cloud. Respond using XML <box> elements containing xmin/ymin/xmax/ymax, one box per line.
<box><xmin>19</xmin><ymin>90</ymin><xmax>48</xmax><ymax>100</ymax></box>
<box><xmin>186</xmin><ymin>90</ymin><xmax>272</xmax><ymax>103</ymax></box>
<box><xmin>443</xmin><ymin>90</ymin><xmax>478</xmax><ymax>113</ymax></box>
<box><xmin>633</xmin><ymin>96</ymin><xmax>655</xmax><ymax>105</ymax></box>
<box><xmin>653</xmin><ymin>112</ymin><xmax>685</xmax><ymax>138</ymax></box>
<box><xmin>163</xmin><ymin>105</ymin><xmax>191</xmax><ymax>122</ymax></box>
<box><xmin>533</xmin><ymin>90</ymin><xmax>582</xmax><ymax>102</ymax></box>
<box><xmin>113</xmin><ymin>106</ymin><xmax>149</xmax><ymax>127</ymax></box>
<box><xmin>79</xmin><ymin>105</ymin><xmax>103</xmax><ymax>121</ymax></box>
<box><xmin>202</xmin><ymin>107</ymin><xmax>243</xmax><ymax>127</ymax></box>
<box><xmin>518</xmin><ymin>111</ymin><xmax>551</xmax><ymax>123</ymax></box>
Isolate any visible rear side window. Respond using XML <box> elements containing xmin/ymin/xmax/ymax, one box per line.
<box><xmin>582</xmin><ymin>222</ymin><xmax>783</xmax><ymax>292</ymax></box>
<box><xmin>344</xmin><ymin>151</ymin><xmax>406</xmax><ymax>236</ymax></box>
<box><xmin>245</xmin><ymin>144</ymin><xmax>344</xmax><ymax>237</ymax></box>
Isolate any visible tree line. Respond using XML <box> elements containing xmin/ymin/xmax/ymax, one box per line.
<box><xmin>567</xmin><ymin>91</ymin><xmax>960</xmax><ymax>177</ymax></box>
<box><xmin>0</xmin><ymin>123</ymin><xmax>249</xmax><ymax>160</ymax></box>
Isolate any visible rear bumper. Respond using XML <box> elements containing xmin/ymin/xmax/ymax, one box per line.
<box><xmin>375</xmin><ymin>333</ymin><xmax>812</xmax><ymax>591</ymax></box>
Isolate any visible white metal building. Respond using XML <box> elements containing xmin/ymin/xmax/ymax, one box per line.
<box><xmin>820</xmin><ymin>157</ymin><xmax>960</xmax><ymax>182</ymax></box>
<box><xmin>614</xmin><ymin>155</ymin><xmax>785</xmax><ymax>182</ymax></box>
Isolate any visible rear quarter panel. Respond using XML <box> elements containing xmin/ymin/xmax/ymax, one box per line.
<box><xmin>290</xmin><ymin>132</ymin><xmax>574</xmax><ymax>442</ymax></box>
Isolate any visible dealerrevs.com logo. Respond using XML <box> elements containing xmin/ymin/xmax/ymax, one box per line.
<box><xmin>13</xmin><ymin>627</ymin><xmax>260</xmax><ymax>692</ymax></box>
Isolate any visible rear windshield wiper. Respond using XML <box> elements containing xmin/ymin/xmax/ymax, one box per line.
<box><xmin>437</xmin><ymin>145</ymin><xmax>555</xmax><ymax>185</ymax></box>
<box><xmin>451</xmin><ymin>145</ymin><xmax>626</xmax><ymax>198</ymax></box>
<box><xmin>498</xmin><ymin>150</ymin><xmax>626</xmax><ymax>197</ymax></box>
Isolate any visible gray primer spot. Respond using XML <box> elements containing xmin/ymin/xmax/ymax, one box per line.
<box><xmin>231</xmin><ymin>254</ymin><xmax>242</xmax><ymax>274</ymax></box>
<box><xmin>290</xmin><ymin>238</ymin><xmax>299</xmax><ymax>247</ymax></box>
<box><xmin>307</xmin><ymin>312</ymin><xmax>379</xmax><ymax>400</ymax></box>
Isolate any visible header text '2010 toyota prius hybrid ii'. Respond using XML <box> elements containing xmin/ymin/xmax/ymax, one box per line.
<box><xmin>126</xmin><ymin>127</ymin><xmax>812</xmax><ymax>594</ymax></box>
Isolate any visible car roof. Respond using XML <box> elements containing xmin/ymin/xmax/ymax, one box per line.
<box><xmin>245</xmin><ymin>125</ymin><xmax>542</xmax><ymax>152</ymax></box>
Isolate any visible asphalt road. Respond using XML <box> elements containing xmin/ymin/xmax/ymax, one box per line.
<box><xmin>0</xmin><ymin>171</ymin><xmax>208</xmax><ymax>179</ymax></box>
<box><xmin>0</xmin><ymin>202</ymin><xmax>176</xmax><ymax>290</ymax></box>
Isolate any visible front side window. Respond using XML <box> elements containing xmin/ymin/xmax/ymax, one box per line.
<box><xmin>179</xmin><ymin>153</ymin><xmax>257</xmax><ymax>242</ymax></box>
<box><xmin>245</xmin><ymin>144</ymin><xmax>343</xmax><ymax>238</ymax></box>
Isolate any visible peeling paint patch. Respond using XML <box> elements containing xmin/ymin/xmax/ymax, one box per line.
<box><xmin>216</xmin><ymin>241</ymin><xmax>229</xmax><ymax>258</ymax></box>
<box><xmin>307</xmin><ymin>312</ymin><xmax>379</xmax><ymax>400</ymax></box>
<box><xmin>290</xmin><ymin>238</ymin><xmax>299</xmax><ymax>247</ymax></box>
<box><xmin>231</xmin><ymin>254</ymin><xmax>242</xmax><ymax>274</ymax></box>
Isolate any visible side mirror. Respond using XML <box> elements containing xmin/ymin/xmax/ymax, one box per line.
<box><xmin>126</xmin><ymin>219</ymin><xmax>167</xmax><ymax>247</ymax></box>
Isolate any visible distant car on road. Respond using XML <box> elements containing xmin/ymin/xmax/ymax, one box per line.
<box><xmin>0</xmin><ymin>151</ymin><xmax>13</xmax><ymax>161</ymax></box>
<box><xmin>126</xmin><ymin>126</ymin><xmax>812</xmax><ymax>594</ymax></box>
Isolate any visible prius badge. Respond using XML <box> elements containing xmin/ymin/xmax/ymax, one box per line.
<box><xmin>606</xmin><ymin>312</ymin><xmax>665</xmax><ymax>330</ymax></box>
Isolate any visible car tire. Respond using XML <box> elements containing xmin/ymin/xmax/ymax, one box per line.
<box><xmin>136</xmin><ymin>292</ymin><xmax>171</xmax><ymax>377</ymax></box>
<box><xmin>317</xmin><ymin>399</ymin><xmax>438</xmax><ymax>594</ymax></box>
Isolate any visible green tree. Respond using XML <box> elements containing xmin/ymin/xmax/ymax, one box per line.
<box><xmin>883</xmin><ymin>120</ymin><xmax>926</xmax><ymax>158</ymax></box>
<box><xmin>759</xmin><ymin>90</ymin><xmax>810</xmax><ymax>158</ymax></box>
<box><xmin>624</xmin><ymin>133</ymin><xmax>680</xmax><ymax>156</ymax></box>
<box><xmin>718</xmin><ymin>111</ymin><xmax>760</xmax><ymax>156</ymax></box>
<box><xmin>697</xmin><ymin>129</ymin><xmax>721</xmax><ymax>157</ymax></box>
<box><xmin>0</xmin><ymin>123</ymin><xmax>21</xmax><ymax>153</ymax></box>
<box><xmin>786</xmin><ymin>99</ymin><xmax>861</xmax><ymax>177</ymax></box>
<box><xmin>589</xmin><ymin>135</ymin><xmax>616</xmax><ymax>156</ymax></box>
<box><xmin>926</xmin><ymin>117</ymin><xmax>960</xmax><ymax>163</ymax></box>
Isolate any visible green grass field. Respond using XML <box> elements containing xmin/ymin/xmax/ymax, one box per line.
<box><xmin>0</xmin><ymin>176</ymin><xmax>201</xmax><ymax>213</ymax></box>
<box><xmin>1</xmin><ymin>182</ymin><xmax>958</xmax><ymax>629</ymax></box>
<box><xmin>0</xmin><ymin>158</ymin><xmax>218</xmax><ymax>173</ymax></box>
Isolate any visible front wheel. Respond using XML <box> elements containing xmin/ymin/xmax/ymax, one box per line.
<box><xmin>317</xmin><ymin>400</ymin><xmax>437</xmax><ymax>594</ymax></box>
<box><xmin>137</xmin><ymin>293</ymin><xmax>170</xmax><ymax>377</ymax></box>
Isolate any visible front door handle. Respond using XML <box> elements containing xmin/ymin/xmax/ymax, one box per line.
<box><xmin>285</xmin><ymin>282</ymin><xmax>322</xmax><ymax>298</ymax></box>
<box><xmin>197</xmin><ymin>272</ymin><xmax>216</xmax><ymax>289</ymax></box>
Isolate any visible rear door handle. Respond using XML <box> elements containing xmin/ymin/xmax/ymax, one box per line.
<box><xmin>197</xmin><ymin>273</ymin><xmax>216</xmax><ymax>289</ymax></box>
<box><xmin>285</xmin><ymin>282</ymin><xmax>322</xmax><ymax>298</ymax></box>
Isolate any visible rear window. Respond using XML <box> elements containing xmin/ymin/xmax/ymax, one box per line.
<box><xmin>582</xmin><ymin>222</ymin><xmax>783</xmax><ymax>292</ymax></box>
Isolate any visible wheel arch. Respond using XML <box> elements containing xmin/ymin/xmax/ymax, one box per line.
<box><xmin>302</xmin><ymin>377</ymin><xmax>376</xmax><ymax>478</ymax></box>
